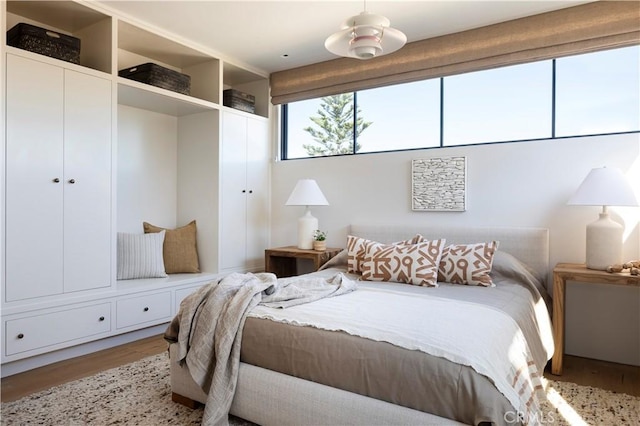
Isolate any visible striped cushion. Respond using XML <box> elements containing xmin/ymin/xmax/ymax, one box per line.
<box><xmin>117</xmin><ymin>231</ymin><xmax>168</xmax><ymax>280</ymax></box>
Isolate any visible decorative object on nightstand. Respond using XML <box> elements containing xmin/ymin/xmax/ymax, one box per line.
<box><xmin>286</xmin><ymin>179</ymin><xmax>329</xmax><ymax>250</ymax></box>
<box><xmin>567</xmin><ymin>166</ymin><xmax>639</xmax><ymax>270</ymax></box>
<box><xmin>313</xmin><ymin>230</ymin><xmax>327</xmax><ymax>251</ymax></box>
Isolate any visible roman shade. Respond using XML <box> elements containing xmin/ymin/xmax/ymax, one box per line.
<box><xmin>270</xmin><ymin>1</ymin><xmax>640</xmax><ymax>105</ymax></box>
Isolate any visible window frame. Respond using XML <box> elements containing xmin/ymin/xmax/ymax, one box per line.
<box><xmin>281</xmin><ymin>46</ymin><xmax>640</xmax><ymax>161</ymax></box>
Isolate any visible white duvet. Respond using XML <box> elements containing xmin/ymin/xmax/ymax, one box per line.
<box><xmin>249</xmin><ymin>267</ymin><xmax>553</xmax><ymax>426</ymax></box>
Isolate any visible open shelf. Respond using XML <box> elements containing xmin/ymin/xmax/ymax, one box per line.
<box><xmin>117</xmin><ymin>20</ymin><xmax>221</xmax><ymax>106</ymax></box>
<box><xmin>118</xmin><ymin>78</ymin><xmax>219</xmax><ymax>117</ymax></box>
<box><xmin>223</xmin><ymin>62</ymin><xmax>270</xmax><ymax>118</ymax></box>
<box><xmin>6</xmin><ymin>0</ymin><xmax>112</xmax><ymax>73</ymax></box>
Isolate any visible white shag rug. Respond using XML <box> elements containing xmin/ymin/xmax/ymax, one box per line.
<box><xmin>1</xmin><ymin>352</ymin><xmax>638</xmax><ymax>425</ymax></box>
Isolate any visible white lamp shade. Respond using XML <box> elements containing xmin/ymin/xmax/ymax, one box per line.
<box><xmin>568</xmin><ymin>167</ymin><xmax>639</xmax><ymax>207</ymax></box>
<box><xmin>285</xmin><ymin>179</ymin><xmax>329</xmax><ymax>206</ymax></box>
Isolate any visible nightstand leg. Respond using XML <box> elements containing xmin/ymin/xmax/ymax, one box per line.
<box><xmin>551</xmin><ymin>274</ymin><xmax>566</xmax><ymax>375</ymax></box>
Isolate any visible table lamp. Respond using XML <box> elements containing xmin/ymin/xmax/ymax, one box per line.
<box><xmin>568</xmin><ymin>167</ymin><xmax>639</xmax><ymax>270</ymax></box>
<box><xmin>286</xmin><ymin>179</ymin><xmax>329</xmax><ymax>249</ymax></box>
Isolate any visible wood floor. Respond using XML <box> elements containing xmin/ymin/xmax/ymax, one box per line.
<box><xmin>2</xmin><ymin>334</ymin><xmax>639</xmax><ymax>403</ymax></box>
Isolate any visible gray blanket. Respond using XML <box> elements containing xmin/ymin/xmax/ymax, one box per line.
<box><xmin>164</xmin><ymin>271</ymin><xmax>357</xmax><ymax>426</ymax></box>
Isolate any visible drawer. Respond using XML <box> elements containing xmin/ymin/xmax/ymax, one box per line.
<box><xmin>117</xmin><ymin>291</ymin><xmax>171</xmax><ymax>329</ymax></box>
<box><xmin>5</xmin><ymin>303</ymin><xmax>111</xmax><ymax>356</ymax></box>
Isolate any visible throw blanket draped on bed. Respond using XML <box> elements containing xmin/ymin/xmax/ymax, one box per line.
<box><xmin>164</xmin><ymin>272</ymin><xmax>357</xmax><ymax>426</ymax></box>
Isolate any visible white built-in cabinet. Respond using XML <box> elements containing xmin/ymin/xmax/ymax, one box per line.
<box><xmin>220</xmin><ymin>111</ymin><xmax>270</xmax><ymax>272</ymax></box>
<box><xmin>1</xmin><ymin>0</ymin><xmax>271</xmax><ymax>374</ymax></box>
<box><xmin>5</xmin><ymin>54</ymin><xmax>112</xmax><ymax>301</ymax></box>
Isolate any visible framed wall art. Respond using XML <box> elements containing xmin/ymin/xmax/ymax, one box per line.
<box><xmin>412</xmin><ymin>156</ymin><xmax>466</xmax><ymax>211</ymax></box>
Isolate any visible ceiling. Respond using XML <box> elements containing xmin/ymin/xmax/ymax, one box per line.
<box><xmin>99</xmin><ymin>0</ymin><xmax>594</xmax><ymax>75</ymax></box>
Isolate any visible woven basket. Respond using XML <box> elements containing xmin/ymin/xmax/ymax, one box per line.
<box><xmin>119</xmin><ymin>63</ymin><xmax>191</xmax><ymax>95</ymax></box>
<box><xmin>7</xmin><ymin>23</ymin><xmax>81</xmax><ymax>64</ymax></box>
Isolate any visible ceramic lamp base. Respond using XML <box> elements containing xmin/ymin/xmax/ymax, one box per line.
<box><xmin>585</xmin><ymin>212</ymin><xmax>623</xmax><ymax>270</ymax></box>
<box><xmin>297</xmin><ymin>207</ymin><xmax>318</xmax><ymax>250</ymax></box>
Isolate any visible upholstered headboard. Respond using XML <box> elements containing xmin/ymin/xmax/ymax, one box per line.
<box><xmin>348</xmin><ymin>225</ymin><xmax>550</xmax><ymax>282</ymax></box>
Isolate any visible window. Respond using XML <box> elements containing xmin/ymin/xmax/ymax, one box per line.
<box><xmin>285</xmin><ymin>97</ymin><xmax>333</xmax><ymax>160</ymax></box>
<box><xmin>281</xmin><ymin>46</ymin><xmax>639</xmax><ymax>160</ymax></box>
<box><xmin>555</xmin><ymin>45</ymin><xmax>640</xmax><ymax>137</ymax></box>
<box><xmin>443</xmin><ymin>61</ymin><xmax>552</xmax><ymax>145</ymax></box>
<box><xmin>357</xmin><ymin>80</ymin><xmax>441</xmax><ymax>153</ymax></box>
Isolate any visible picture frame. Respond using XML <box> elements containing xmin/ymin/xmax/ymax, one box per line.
<box><xmin>411</xmin><ymin>156</ymin><xmax>466</xmax><ymax>212</ymax></box>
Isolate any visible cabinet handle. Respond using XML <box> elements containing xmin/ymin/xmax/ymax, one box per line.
<box><xmin>99</xmin><ymin>316</ymin><xmax>105</xmax><ymax>321</ymax></box>
<box><xmin>242</xmin><ymin>190</ymin><xmax>246</xmax><ymax>193</ymax></box>
<box><xmin>53</xmin><ymin>178</ymin><xmax>60</xmax><ymax>183</ymax></box>
<box><xmin>68</xmin><ymin>179</ymin><xmax>76</xmax><ymax>184</ymax></box>
<box><xmin>143</xmin><ymin>307</ymin><xmax>149</xmax><ymax>312</ymax></box>
<box><xmin>249</xmin><ymin>190</ymin><xmax>253</xmax><ymax>194</ymax></box>
<box><xmin>17</xmin><ymin>333</ymin><xmax>24</xmax><ymax>339</ymax></box>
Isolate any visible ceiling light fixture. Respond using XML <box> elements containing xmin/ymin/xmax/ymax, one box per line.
<box><xmin>325</xmin><ymin>1</ymin><xmax>406</xmax><ymax>60</ymax></box>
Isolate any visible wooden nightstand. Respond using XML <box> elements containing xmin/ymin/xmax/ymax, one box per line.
<box><xmin>265</xmin><ymin>246</ymin><xmax>343</xmax><ymax>278</ymax></box>
<box><xmin>551</xmin><ymin>262</ymin><xmax>640</xmax><ymax>375</ymax></box>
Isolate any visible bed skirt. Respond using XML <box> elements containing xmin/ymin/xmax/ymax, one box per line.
<box><xmin>168</xmin><ymin>344</ymin><xmax>466</xmax><ymax>426</ymax></box>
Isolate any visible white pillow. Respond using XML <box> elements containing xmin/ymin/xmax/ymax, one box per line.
<box><xmin>117</xmin><ymin>231</ymin><xmax>168</xmax><ymax>280</ymax></box>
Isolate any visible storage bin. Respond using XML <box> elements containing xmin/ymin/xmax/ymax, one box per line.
<box><xmin>223</xmin><ymin>89</ymin><xmax>256</xmax><ymax>114</ymax></box>
<box><xmin>119</xmin><ymin>63</ymin><xmax>191</xmax><ymax>95</ymax></box>
<box><xmin>7</xmin><ymin>23</ymin><xmax>81</xmax><ymax>64</ymax></box>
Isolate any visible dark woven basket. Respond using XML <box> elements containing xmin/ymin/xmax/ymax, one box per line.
<box><xmin>119</xmin><ymin>63</ymin><xmax>191</xmax><ymax>95</ymax></box>
<box><xmin>7</xmin><ymin>23</ymin><xmax>81</xmax><ymax>64</ymax></box>
<box><xmin>223</xmin><ymin>89</ymin><xmax>256</xmax><ymax>113</ymax></box>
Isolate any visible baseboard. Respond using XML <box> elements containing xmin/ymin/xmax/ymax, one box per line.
<box><xmin>0</xmin><ymin>324</ymin><xmax>167</xmax><ymax>378</ymax></box>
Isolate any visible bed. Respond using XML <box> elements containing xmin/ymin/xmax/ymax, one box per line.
<box><xmin>167</xmin><ymin>225</ymin><xmax>554</xmax><ymax>426</ymax></box>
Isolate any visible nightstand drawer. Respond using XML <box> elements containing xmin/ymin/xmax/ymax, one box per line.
<box><xmin>5</xmin><ymin>303</ymin><xmax>111</xmax><ymax>356</ymax></box>
<box><xmin>116</xmin><ymin>292</ymin><xmax>171</xmax><ymax>329</ymax></box>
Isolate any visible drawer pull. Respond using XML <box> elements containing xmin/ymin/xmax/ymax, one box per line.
<box><xmin>143</xmin><ymin>307</ymin><xmax>149</xmax><ymax>312</ymax></box>
<box><xmin>53</xmin><ymin>178</ymin><xmax>60</xmax><ymax>183</ymax></box>
<box><xmin>68</xmin><ymin>179</ymin><xmax>76</xmax><ymax>184</ymax></box>
<box><xmin>17</xmin><ymin>333</ymin><xmax>24</xmax><ymax>339</ymax></box>
<box><xmin>99</xmin><ymin>316</ymin><xmax>105</xmax><ymax>321</ymax></box>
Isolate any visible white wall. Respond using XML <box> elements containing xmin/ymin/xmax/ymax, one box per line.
<box><xmin>270</xmin><ymin>133</ymin><xmax>640</xmax><ymax>365</ymax></box>
<box><xmin>117</xmin><ymin>105</ymin><xmax>178</xmax><ymax>233</ymax></box>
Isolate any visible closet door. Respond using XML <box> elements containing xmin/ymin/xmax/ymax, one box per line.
<box><xmin>220</xmin><ymin>111</ymin><xmax>248</xmax><ymax>271</ymax></box>
<box><xmin>245</xmin><ymin>116</ymin><xmax>269</xmax><ymax>268</ymax></box>
<box><xmin>63</xmin><ymin>70</ymin><xmax>112</xmax><ymax>293</ymax></box>
<box><xmin>5</xmin><ymin>55</ymin><xmax>64</xmax><ymax>301</ymax></box>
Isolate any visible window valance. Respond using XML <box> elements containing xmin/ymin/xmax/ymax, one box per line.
<box><xmin>270</xmin><ymin>1</ymin><xmax>640</xmax><ymax>105</ymax></box>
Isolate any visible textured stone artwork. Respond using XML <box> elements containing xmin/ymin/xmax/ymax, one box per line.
<box><xmin>412</xmin><ymin>157</ymin><xmax>466</xmax><ymax>211</ymax></box>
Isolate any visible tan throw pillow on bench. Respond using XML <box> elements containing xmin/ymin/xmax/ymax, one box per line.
<box><xmin>143</xmin><ymin>220</ymin><xmax>200</xmax><ymax>274</ymax></box>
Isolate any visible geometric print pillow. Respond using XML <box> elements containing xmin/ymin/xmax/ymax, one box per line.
<box><xmin>347</xmin><ymin>234</ymin><xmax>426</xmax><ymax>274</ymax></box>
<box><xmin>361</xmin><ymin>239</ymin><xmax>446</xmax><ymax>287</ymax></box>
<box><xmin>437</xmin><ymin>241</ymin><xmax>499</xmax><ymax>286</ymax></box>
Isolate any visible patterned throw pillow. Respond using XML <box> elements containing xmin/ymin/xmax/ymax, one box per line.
<box><xmin>361</xmin><ymin>239</ymin><xmax>446</xmax><ymax>287</ymax></box>
<box><xmin>438</xmin><ymin>241</ymin><xmax>499</xmax><ymax>286</ymax></box>
<box><xmin>347</xmin><ymin>234</ymin><xmax>425</xmax><ymax>274</ymax></box>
